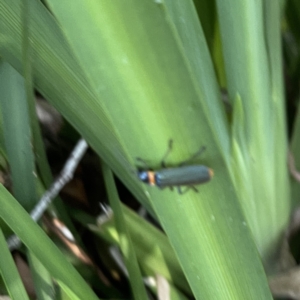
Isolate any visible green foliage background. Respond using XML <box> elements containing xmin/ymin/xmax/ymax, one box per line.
<box><xmin>0</xmin><ymin>0</ymin><xmax>298</xmax><ymax>299</ymax></box>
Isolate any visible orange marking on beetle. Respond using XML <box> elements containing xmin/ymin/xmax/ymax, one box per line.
<box><xmin>147</xmin><ymin>171</ymin><xmax>156</xmax><ymax>186</ymax></box>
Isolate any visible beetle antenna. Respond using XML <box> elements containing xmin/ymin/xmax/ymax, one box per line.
<box><xmin>161</xmin><ymin>139</ymin><xmax>173</xmax><ymax>168</ymax></box>
<box><xmin>179</xmin><ymin>146</ymin><xmax>206</xmax><ymax>167</ymax></box>
<box><xmin>136</xmin><ymin>157</ymin><xmax>150</xmax><ymax>169</ymax></box>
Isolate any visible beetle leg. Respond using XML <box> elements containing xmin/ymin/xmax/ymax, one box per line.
<box><xmin>178</xmin><ymin>186</ymin><xmax>190</xmax><ymax>194</ymax></box>
<box><xmin>177</xmin><ymin>186</ymin><xmax>198</xmax><ymax>194</ymax></box>
<box><xmin>191</xmin><ymin>186</ymin><xmax>199</xmax><ymax>193</ymax></box>
<box><xmin>177</xmin><ymin>186</ymin><xmax>183</xmax><ymax>194</ymax></box>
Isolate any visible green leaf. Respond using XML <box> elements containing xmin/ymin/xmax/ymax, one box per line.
<box><xmin>0</xmin><ymin>0</ymin><xmax>151</xmax><ymax>212</ymax></box>
<box><xmin>102</xmin><ymin>163</ymin><xmax>148</xmax><ymax>300</ymax></box>
<box><xmin>0</xmin><ymin>228</ymin><xmax>29</xmax><ymax>300</ymax></box>
<box><xmin>28</xmin><ymin>252</ymin><xmax>55</xmax><ymax>300</ymax></box>
<box><xmin>0</xmin><ymin>184</ymin><xmax>99</xmax><ymax>300</ymax></box>
<box><xmin>86</xmin><ymin>204</ymin><xmax>191</xmax><ymax>296</ymax></box>
<box><xmin>0</xmin><ymin>62</ymin><xmax>37</xmax><ymax>211</ymax></box>
<box><xmin>0</xmin><ymin>0</ymin><xmax>274</xmax><ymax>298</ymax></box>
<box><xmin>216</xmin><ymin>0</ymin><xmax>290</xmax><ymax>269</ymax></box>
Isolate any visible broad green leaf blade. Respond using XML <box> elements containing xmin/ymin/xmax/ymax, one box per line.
<box><xmin>45</xmin><ymin>0</ymin><xmax>229</xmax><ymax>158</ymax></box>
<box><xmin>0</xmin><ymin>62</ymin><xmax>36</xmax><ymax>211</ymax></box>
<box><xmin>0</xmin><ymin>185</ymin><xmax>99</xmax><ymax>300</ymax></box>
<box><xmin>0</xmin><ymin>228</ymin><xmax>29</xmax><ymax>300</ymax></box>
<box><xmin>102</xmin><ymin>163</ymin><xmax>148</xmax><ymax>300</ymax></box>
<box><xmin>216</xmin><ymin>0</ymin><xmax>290</xmax><ymax>267</ymax></box>
<box><xmin>163</xmin><ymin>0</ymin><xmax>229</xmax><ymax>155</ymax></box>
<box><xmin>44</xmin><ymin>1</ymin><xmax>272</xmax><ymax>299</ymax></box>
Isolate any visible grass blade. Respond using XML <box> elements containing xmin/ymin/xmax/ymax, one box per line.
<box><xmin>0</xmin><ymin>228</ymin><xmax>29</xmax><ymax>300</ymax></box>
<box><xmin>216</xmin><ymin>0</ymin><xmax>290</xmax><ymax>269</ymax></box>
<box><xmin>102</xmin><ymin>163</ymin><xmax>148</xmax><ymax>300</ymax></box>
<box><xmin>0</xmin><ymin>62</ymin><xmax>36</xmax><ymax>211</ymax></box>
<box><xmin>0</xmin><ymin>184</ymin><xmax>99</xmax><ymax>300</ymax></box>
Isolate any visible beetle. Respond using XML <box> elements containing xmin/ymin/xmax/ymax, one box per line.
<box><xmin>137</xmin><ymin>140</ymin><xmax>213</xmax><ymax>193</ymax></box>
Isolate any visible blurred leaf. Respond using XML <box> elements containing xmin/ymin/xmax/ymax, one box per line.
<box><xmin>86</xmin><ymin>204</ymin><xmax>191</xmax><ymax>296</ymax></box>
<box><xmin>102</xmin><ymin>163</ymin><xmax>148</xmax><ymax>300</ymax></box>
<box><xmin>0</xmin><ymin>184</ymin><xmax>99</xmax><ymax>300</ymax></box>
<box><xmin>28</xmin><ymin>252</ymin><xmax>55</xmax><ymax>300</ymax></box>
<box><xmin>216</xmin><ymin>0</ymin><xmax>290</xmax><ymax>270</ymax></box>
<box><xmin>0</xmin><ymin>228</ymin><xmax>29</xmax><ymax>300</ymax></box>
<box><xmin>0</xmin><ymin>62</ymin><xmax>36</xmax><ymax>210</ymax></box>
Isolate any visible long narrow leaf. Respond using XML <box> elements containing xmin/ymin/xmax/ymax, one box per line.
<box><xmin>102</xmin><ymin>163</ymin><xmax>148</xmax><ymax>300</ymax></box>
<box><xmin>0</xmin><ymin>184</ymin><xmax>99</xmax><ymax>300</ymax></box>
<box><xmin>86</xmin><ymin>204</ymin><xmax>191</xmax><ymax>296</ymax></box>
<box><xmin>216</xmin><ymin>0</ymin><xmax>290</xmax><ymax>268</ymax></box>
<box><xmin>28</xmin><ymin>252</ymin><xmax>55</xmax><ymax>300</ymax></box>
<box><xmin>0</xmin><ymin>228</ymin><xmax>29</xmax><ymax>300</ymax></box>
<box><xmin>0</xmin><ymin>62</ymin><xmax>36</xmax><ymax>210</ymax></box>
